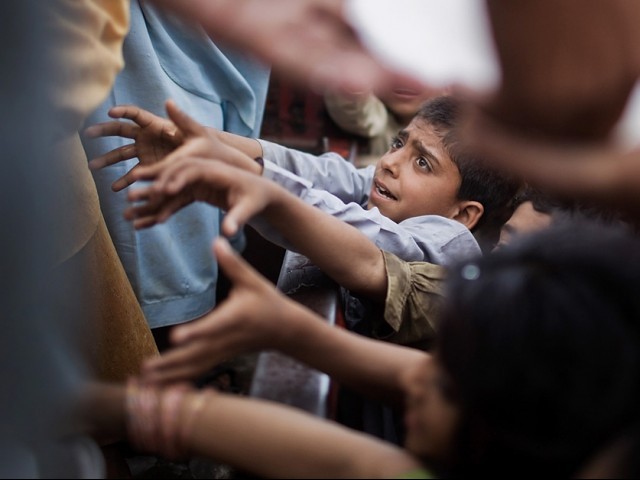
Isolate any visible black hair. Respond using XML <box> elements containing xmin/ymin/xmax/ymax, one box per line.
<box><xmin>510</xmin><ymin>185</ymin><xmax>564</xmax><ymax>215</ymax></box>
<box><xmin>435</xmin><ymin>220</ymin><xmax>640</xmax><ymax>476</ymax></box>
<box><xmin>414</xmin><ymin>96</ymin><xmax>520</xmax><ymax>246</ymax></box>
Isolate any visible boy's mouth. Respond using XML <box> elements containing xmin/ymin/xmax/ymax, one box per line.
<box><xmin>392</xmin><ymin>88</ymin><xmax>419</xmax><ymax>98</ymax></box>
<box><xmin>374</xmin><ymin>180</ymin><xmax>398</xmax><ymax>201</ymax></box>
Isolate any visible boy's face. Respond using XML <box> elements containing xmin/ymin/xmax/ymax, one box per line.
<box><xmin>368</xmin><ymin>119</ymin><xmax>463</xmax><ymax>223</ymax></box>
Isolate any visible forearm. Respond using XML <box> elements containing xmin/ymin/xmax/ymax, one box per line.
<box><xmin>274</xmin><ymin>296</ymin><xmax>428</xmax><ymax>405</ymax></box>
<box><xmin>263</xmin><ymin>183</ymin><xmax>387</xmax><ymax>299</ymax></box>
<box><xmin>187</xmin><ymin>390</ymin><xmax>420</xmax><ymax>479</ymax></box>
<box><xmin>210</xmin><ymin>128</ymin><xmax>264</xmax><ymax>162</ymax></box>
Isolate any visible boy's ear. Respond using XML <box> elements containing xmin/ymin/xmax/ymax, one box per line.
<box><xmin>453</xmin><ymin>201</ymin><xmax>484</xmax><ymax>230</ymax></box>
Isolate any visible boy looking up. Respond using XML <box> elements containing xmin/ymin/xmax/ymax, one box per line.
<box><xmin>86</xmin><ymin>95</ymin><xmax>517</xmax><ymax>267</ymax></box>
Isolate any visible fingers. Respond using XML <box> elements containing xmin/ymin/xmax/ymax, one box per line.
<box><xmin>141</xmin><ymin>339</ymin><xmax>219</xmax><ymax>385</ymax></box>
<box><xmin>221</xmin><ymin>196</ymin><xmax>262</xmax><ymax>237</ymax></box>
<box><xmin>211</xmin><ymin>237</ymin><xmax>263</xmax><ymax>291</ymax></box>
<box><xmin>89</xmin><ymin>144</ymin><xmax>138</xmax><ymax>171</ymax></box>
<box><xmin>165</xmin><ymin>99</ymin><xmax>207</xmax><ymax>137</ymax></box>
<box><xmin>83</xmin><ymin>120</ymin><xmax>139</xmax><ymax>140</ymax></box>
<box><xmin>108</xmin><ymin>104</ymin><xmax>158</xmax><ymax>128</ymax></box>
<box><xmin>113</xmin><ymin>160</ymin><xmax>171</xmax><ymax>191</ymax></box>
<box><xmin>125</xmin><ymin>184</ymin><xmax>195</xmax><ymax>228</ymax></box>
<box><xmin>169</xmin><ymin>238</ymin><xmax>263</xmax><ymax>346</ymax></box>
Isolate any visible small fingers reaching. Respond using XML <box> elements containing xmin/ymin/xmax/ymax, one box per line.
<box><xmin>88</xmin><ymin>143</ymin><xmax>138</xmax><ymax>170</ymax></box>
<box><xmin>83</xmin><ymin>121</ymin><xmax>139</xmax><ymax>140</ymax></box>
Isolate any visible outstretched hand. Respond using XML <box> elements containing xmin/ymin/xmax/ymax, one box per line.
<box><xmin>125</xmin><ymin>158</ymin><xmax>275</xmax><ymax>235</ymax></box>
<box><xmin>84</xmin><ymin>100</ymin><xmax>259</xmax><ymax>192</ymax></box>
<box><xmin>83</xmin><ymin>105</ymin><xmax>184</xmax><ymax>191</ymax></box>
<box><xmin>140</xmin><ymin>237</ymin><xmax>297</xmax><ymax>386</ymax></box>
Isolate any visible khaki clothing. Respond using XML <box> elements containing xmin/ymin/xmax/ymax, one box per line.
<box><xmin>378</xmin><ymin>251</ymin><xmax>446</xmax><ymax>347</ymax></box>
<box><xmin>324</xmin><ymin>92</ymin><xmax>401</xmax><ymax>167</ymax></box>
<box><xmin>48</xmin><ymin>0</ymin><xmax>129</xmax><ymax>263</ymax></box>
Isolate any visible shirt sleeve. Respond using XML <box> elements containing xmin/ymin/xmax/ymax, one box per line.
<box><xmin>250</xmin><ymin>170</ymin><xmax>480</xmax><ymax>264</ymax></box>
<box><xmin>259</xmin><ymin>139</ymin><xmax>375</xmax><ymax>203</ymax></box>
<box><xmin>376</xmin><ymin>251</ymin><xmax>447</xmax><ymax>346</ymax></box>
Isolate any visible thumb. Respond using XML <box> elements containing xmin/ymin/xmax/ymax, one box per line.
<box><xmin>221</xmin><ymin>195</ymin><xmax>263</xmax><ymax>237</ymax></box>
<box><xmin>212</xmin><ymin>237</ymin><xmax>261</xmax><ymax>287</ymax></box>
<box><xmin>165</xmin><ymin>99</ymin><xmax>205</xmax><ymax>137</ymax></box>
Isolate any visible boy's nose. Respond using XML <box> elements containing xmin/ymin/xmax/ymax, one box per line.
<box><xmin>378</xmin><ymin>150</ymin><xmax>402</xmax><ymax>177</ymax></box>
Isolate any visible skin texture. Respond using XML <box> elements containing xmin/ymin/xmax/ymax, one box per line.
<box><xmin>459</xmin><ymin>109</ymin><xmax>640</xmax><ymax>220</ymax></box>
<box><xmin>78</xmin><ymin>238</ymin><xmax>462</xmax><ymax>477</ymax></box>
<box><xmin>401</xmin><ymin>355</ymin><xmax>460</xmax><ymax>464</ymax></box>
<box><xmin>379</xmin><ymin>83</ymin><xmax>443</xmax><ymax>125</ymax></box>
<box><xmin>132</xmin><ymin>0</ymin><xmax>640</xmax><ymax>221</ymax></box>
<box><xmin>86</xmin><ymin>100</ymin><xmax>485</xmax><ymax>229</ymax></box>
<box><xmin>494</xmin><ymin>201</ymin><xmax>552</xmax><ymax>251</ymax></box>
<box><xmin>126</xmin><ymin>159</ymin><xmax>388</xmax><ymax>300</ymax></box>
<box><xmin>139</xmin><ymin>238</ymin><xmax>426</xmax><ymax>405</ymax></box>
<box><xmin>151</xmin><ymin>0</ymin><xmax>423</xmax><ymax>95</ymax></box>
<box><xmin>368</xmin><ymin>119</ymin><xmax>482</xmax><ymax>227</ymax></box>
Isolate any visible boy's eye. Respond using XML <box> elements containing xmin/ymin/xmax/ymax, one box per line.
<box><xmin>390</xmin><ymin>137</ymin><xmax>404</xmax><ymax>149</ymax></box>
<box><xmin>416</xmin><ymin>157</ymin><xmax>432</xmax><ymax>171</ymax></box>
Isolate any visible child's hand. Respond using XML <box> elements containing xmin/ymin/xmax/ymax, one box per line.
<box><xmin>139</xmin><ymin>237</ymin><xmax>295</xmax><ymax>386</ymax></box>
<box><xmin>124</xmin><ymin>159</ymin><xmax>273</xmax><ymax>235</ymax></box>
<box><xmin>160</xmin><ymin>101</ymin><xmax>263</xmax><ymax>176</ymax></box>
<box><xmin>83</xmin><ymin>105</ymin><xmax>184</xmax><ymax>191</ymax></box>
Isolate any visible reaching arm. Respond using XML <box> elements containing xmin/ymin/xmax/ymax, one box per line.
<box><xmin>140</xmin><ymin>238</ymin><xmax>427</xmax><ymax>405</ymax></box>
<box><xmin>146</xmin><ymin>0</ymin><xmax>413</xmax><ymax>96</ymax></box>
<box><xmin>81</xmin><ymin>380</ymin><xmax>422</xmax><ymax>479</ymax></box>
<box><xmin>127</xmin><ymin>156</ymin><xmax>389</xmax><ymax>298</ymax></box>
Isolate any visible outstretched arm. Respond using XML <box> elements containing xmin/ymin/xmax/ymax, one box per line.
<box><xmin>127</xmin><ymin>156</ymin><xmax>389</xmax><ymax>298</ymax></box>
<box><xmin>148</xmin><ymin>0</ymin><xmax>413</xmax><ymax>96</ymax></box>
<box><xmin>461</xmin><ymin>107</ymin><xmax>640</xmax><ymax>219</ymax></box>
<box><xmin>81</xmin><ymin>380</ymin><xmax>422</xmax><ymax>479</ymax></box>
<box><xmin>140</xmin><ymin>238</ymin><xmax>427</xmax><ymax>406</ymax></box>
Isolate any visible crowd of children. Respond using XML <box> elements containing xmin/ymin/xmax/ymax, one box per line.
<box><xmin>6</xmin><ymin>0</ymin><xmax>640</xmax><ymax>478</ymax></box>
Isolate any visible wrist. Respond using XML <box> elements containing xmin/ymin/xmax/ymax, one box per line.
<box><xmin>253</xmin><ymin>155</ymin><xmax>265</xmax><ymax>175</ymax></box>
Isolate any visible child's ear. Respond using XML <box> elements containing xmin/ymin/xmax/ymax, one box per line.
<box><xmin>453</xmin><ymin>201</ymin><xmax>484</xmax><ymax>230</ymax></box>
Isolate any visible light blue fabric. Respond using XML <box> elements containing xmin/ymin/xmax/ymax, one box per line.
<box><xmin>257</xmin><ymin>139</ymin><xmax>481</xmax><ymax>265</ymax></box>
<box><xmin>82</xmin><ymin>0</ymin><xmax>269</xmax><ymax>328</ymax></box>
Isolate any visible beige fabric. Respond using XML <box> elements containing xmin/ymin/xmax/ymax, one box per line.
<box><xmin>46</xmin><ymin>0</ymin><xmax>158</xmax><ymax>380</ymax></box>
<box><xmin>81</xmin><ymin>217</ymin><xmax>159</xmax><ymax>382</ymax></box>
<box><xmin>377</xmin><ymin>251</ymin><xmax>447</xmax><ymax>347</ymax></box>
<box><xmin>324</xmin><ymin>92</ymin><xmax>401</xmax><ymax>167</ymax></box>
<box><xmin>47</xmin><ymin>0</ymin><xmax>129</xmax><ymax>264</ymax></box>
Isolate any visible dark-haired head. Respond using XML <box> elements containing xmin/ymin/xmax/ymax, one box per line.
<box><xmin>436</xmin><ymin>220</ymin><xmax>640</xmax><ymax>476</ymax></box>
<box><xmin>415</xmin><ymin>96</ymin><xmax>521</xmax><ymax>250</ymax></box>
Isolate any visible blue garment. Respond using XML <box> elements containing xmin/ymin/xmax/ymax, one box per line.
<box><xmin>83</xmin><ymin>0</ymin><xmax>270</xmax><ymax>328</ymax></box>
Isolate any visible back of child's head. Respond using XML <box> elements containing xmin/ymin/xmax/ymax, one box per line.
<box><xmin>414</xmin><ymin>96</ymin><xmax>520</xmax><ymax>246</ymax></box>
<box><xmin>436</xmin><ymin>219</ymin><xmax>640</xmax><ymax>476</ymax></box>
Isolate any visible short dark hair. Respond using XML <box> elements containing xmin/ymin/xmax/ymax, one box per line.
<box><xmin>415</xmin><ymin>96</ymin><xmax>520</xmax><ymax>240</ymax></box>
<box><xmin>437</xmin><ymin>220</ymin><xmax>640</xmax><ymax>476</ymax></box>
<box><xmin>511</xmin><ymin>186</ymin><xmax>564</xmax><ymax>215</ymax></box>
